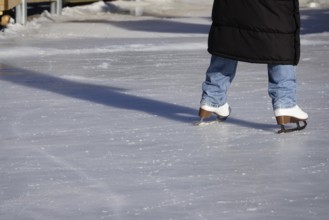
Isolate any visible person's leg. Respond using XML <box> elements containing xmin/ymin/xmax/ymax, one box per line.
<box><xmin>268</xmin><ymin>64</ymin><xmax>297</xmax><ymax>110</ymax></box>
<box><xmin>199</xmin><ymin>55</ymin><xmax>237</xmax><ymax>119</ymax></box>
<box><xmin>201</xmin><ymin>55</ymin><xmax>238</xmax><ymax>107</ymax></box>
<box><xmin>268</xmin><ymin>64</ymin><xmax>308</xmax><ymax>132</ymax></box>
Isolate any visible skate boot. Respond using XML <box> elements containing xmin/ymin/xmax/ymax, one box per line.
<box><xmin>196</xmin><ymin>103</ymin><xmax>231</xmax><ymax>125</ymax></box>
<box><xmin>275</xmin><ymin>105</ymin><xmax>308</xmax><ymax>133</ymax></box>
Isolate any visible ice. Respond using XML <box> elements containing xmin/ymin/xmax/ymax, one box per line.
<box><xmin>1</xmin><ymin>1</ymin><xmax>329</xmax><ymax>220</ymax></box>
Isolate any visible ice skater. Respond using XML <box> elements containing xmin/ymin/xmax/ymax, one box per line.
<box><xmin>198</xmin><ymin>0</ymin><xmax>308</xmax><ymax>133</ymax></box>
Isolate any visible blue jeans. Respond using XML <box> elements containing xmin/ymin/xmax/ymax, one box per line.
<box><xmin>201</xmin><ymin>55</ymin><xmax>297</xmax><ymax>110</ymax></box>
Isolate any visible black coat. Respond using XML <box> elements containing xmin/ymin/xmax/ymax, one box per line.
<box><xmin>208</xmin><ymin>0</ymin><xmax>300</xmax><ymax>65</ymax></box>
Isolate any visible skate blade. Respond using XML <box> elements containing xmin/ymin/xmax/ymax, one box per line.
<box><xmin>194</xmin><ymin>115</ymin><xmax>228</xmax><ymax>126</ymax></box>
<box><xmin>277</xmin><ymin>120</ymin><xmax>307</xmax><ymax>134</ymax></box>
<box><xmin>194</xmin><ymin>120</ymin><xmax>219</xmax><ymax>126</ymax></box>
<box><xmin>196</xmin><ymin>109</ymin><xmax>217</xmax><ymax>126</ymax></box>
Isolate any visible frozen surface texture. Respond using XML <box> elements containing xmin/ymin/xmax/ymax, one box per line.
<box><xmin>1</xmin><ymin>2</ymin><xmax>329</xmax><ymax>220</ymax></box>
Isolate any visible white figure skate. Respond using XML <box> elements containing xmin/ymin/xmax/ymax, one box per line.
<box><xmin>196</xmin><ymin>103</ymin><xmax>231</xmax><ymax>125</ymax></box>
<box><xmin>275</xmin><ymin>105</ymin><xmax>308</xmax><ymax>133</ymax></box>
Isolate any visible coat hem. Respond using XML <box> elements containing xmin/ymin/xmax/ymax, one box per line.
<box><xmin>208</xmin><ymin>50</ymin><xmax>298</xmax><ymax>66</ymax></box>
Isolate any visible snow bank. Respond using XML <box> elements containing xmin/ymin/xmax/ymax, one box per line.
<box><xmin>110</xmin><ymin>0</ymin><xmax>212</xmax><ymax>17</ymax></box>
<box><xmin>61</xmin><ymin>0</ymin><xmax>212</xmax><ymax>17</ymax></box>
<box><xmin>1</xmin><ymin>1</ymin><xmax>211</xmax><ymax>39</ymax></box>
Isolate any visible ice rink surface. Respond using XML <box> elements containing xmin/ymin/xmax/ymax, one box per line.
<box><xmin>1</xmin><ymin>1</ymin><xmax>329</xmax><ymax>219</ymax></box>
